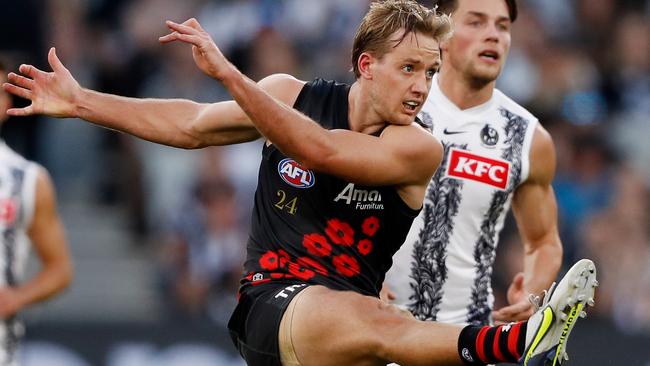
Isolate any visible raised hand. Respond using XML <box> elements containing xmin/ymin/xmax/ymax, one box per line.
<box><xmin>3</xmin><ymin>48</ymin><xmax>81</xmax><ymax>118</ymax></box>
<box><xmin>159</xmin><ymin>18</ymin><xmax>234</xmax><ymax>81</ymax></box>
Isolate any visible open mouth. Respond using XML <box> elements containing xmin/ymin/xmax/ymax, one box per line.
<box><xmin>479</xmin><ymin>50</ymin><xmax>499</xmax><ymax>61</ymax></box>
<box><xmin>403</xmin><ymin>101</ymin><xmax>421</xmax><ymax>112</ymax></box>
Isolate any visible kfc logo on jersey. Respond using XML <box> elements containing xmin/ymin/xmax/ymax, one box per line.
<box><xmin>278</xmin><ymin>158</ymin><xmax>315</xmax><ymax>188</ymax></box>
<box><xmin>446</xmin><ymin>148</ymin><xmax>510</xmax><ymax>190</ymax></box>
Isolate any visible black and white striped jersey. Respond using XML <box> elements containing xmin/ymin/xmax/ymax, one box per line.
<box><xmin>0</xmin><ymin>141</ymin><xmax>38</xmax><ymax>365</ymax></box>
<box><xmin>385</xmin><ymin>75</ymin><xmax>538</xmax><ymax>325</ymax></box>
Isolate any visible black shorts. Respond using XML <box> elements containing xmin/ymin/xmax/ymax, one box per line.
<box><xmin>228</xmin><ymin>281</ymin><xmax>310</xmax><ymax>366</ymax></box>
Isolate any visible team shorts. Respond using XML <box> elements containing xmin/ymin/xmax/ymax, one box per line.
<box><xmin>228</xmin><ymin>281</ymin><xmax>310</xmax><ymax>366</ymax></box>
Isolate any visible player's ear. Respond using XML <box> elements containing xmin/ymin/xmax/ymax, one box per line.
<box><xmin>357</xmin><ymin>52</ymin><xmax>374</xmax><ymax>80</ymax></box>
<box><xmin>439</xmin><ymin>37</ymin><xmax>450</xmax><ymax>54</ymax></box>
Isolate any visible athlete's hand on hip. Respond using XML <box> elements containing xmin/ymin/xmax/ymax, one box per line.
<box><xmin>3</xmin><ymin>47</ymin><xmax>82</xmax><ymax>118</ymax></box>
<box><xmin>492</xmin><ymin>272</ymin><xmax>534</xmax><ymax>323</ymax></box>
<box><xmin>159</xmin><ymin>18</ymin><xmax>233</xmax><ymax>81</ymax></box>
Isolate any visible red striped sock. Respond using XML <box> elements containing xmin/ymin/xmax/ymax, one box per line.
<box><xmin>458</xmin><ymin>322</ymin><xmax>527</xmax><ymax>365</ymax></box>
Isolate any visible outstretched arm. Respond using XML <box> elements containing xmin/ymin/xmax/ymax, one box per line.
<box><xmin>3</xmin><ymin>48</ymin><xmax>299</xmax><ymax>148</ymax></box>
<box><xmin>161</xmin><ymin>19</ymin><xmax>441</xmax><ymax>189</ymax></box>
<box><xmin>492</xmin><ymin>125</ymin><xmax>563</xmax><ymax>323</ymax></box>
<box><xmin>0</xmin><ymin>168</ymin><xmax>72</xmax><ymax>319</ymax></box>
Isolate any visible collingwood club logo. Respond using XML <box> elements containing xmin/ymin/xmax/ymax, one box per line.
<box><xmin>480</xmin><ymin>124</ymin><xmax>499</xmax><ymax>147</ymax></box>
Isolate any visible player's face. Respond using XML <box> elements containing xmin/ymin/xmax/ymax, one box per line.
<box><xmin>370</xmin><ymin>31</ymin><xmax>440</xmax><ymax>126</ymax></box>
<box><xmin>443</xmin><ymin>0</ymin><xmax>511</xmax><ymax>85</ymax></box>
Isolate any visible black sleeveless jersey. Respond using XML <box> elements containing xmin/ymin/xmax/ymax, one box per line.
<box><xmin>240</xmin><ymin>78</ymin><xmax>421</xmax><ymax>297</ymax></box>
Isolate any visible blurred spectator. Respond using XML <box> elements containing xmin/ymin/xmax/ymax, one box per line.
<box><xmin>159</xmin><ymin>150</ymin><xmax>245</xmax><ymax>324</ymax></box>
<box><xmin>553</xmin><ymin>132</ymin><xmax>617</xmax><ymax>263</ymax></box>
<box><xmin>582</xmin><ymin>167</ymin><xmax>650</xmax><ymax>333</ymax></box>
<box><xmin>246</xmin><ymin>28</ymin><xmax>299</xmax><ymax>82</ymax></box>
<box><xmin>609</xmin><ymin>12</ymin><xmax>650</xmax><ymax>116</ymax></box>
<box><xmin>610</xmin><ymin>12</ymin><xmax>650</xmax><ymax>186</ymax></box>
<box><xmin>0</xmin><ymin>0</ymin><xmax>47</xmax><ymax>161</ymax></box>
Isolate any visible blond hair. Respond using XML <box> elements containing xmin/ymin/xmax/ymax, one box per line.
<box><xmin>351</xmin><ymin>0</ymin><xmax>452</xmax><ymax>78</ymax></box>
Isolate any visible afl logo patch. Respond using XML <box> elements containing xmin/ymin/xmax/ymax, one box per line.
<box><xmin>480</xmin><ymin>124</ymin><xmax>499</xmax><ymax>147</ymax></box>
<box><xmin>278</xmin><ymin>158</ymin><xmax>315</xmax><ymax>189</ymax></box>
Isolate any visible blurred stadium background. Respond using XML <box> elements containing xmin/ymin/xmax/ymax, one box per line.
<box><xmin>1</xmin><ymin>0</ymin><xmax>649</xmax><ymax>365</ymax></box>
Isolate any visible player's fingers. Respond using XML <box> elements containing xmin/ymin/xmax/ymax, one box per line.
<box><xmin>7</xmin><ymin>73</ymin><xmax>34</xmax><ymax>90</ymax></box>
<box><xmin>493</xmin><ymin>302</ymin><xmax>532</xmax><ymax>321</ymax></box>
<box><xmin>6</xmin><ymin>105</ymin><xmax>35</xmax><ymax>117</ymax></box>
<box><xmin>18</xmin><ymin>64</ymin><xmax>43</xmax><ymax>79</ymax></box>
<box><xmin>495</xmin><ymin>309</ymin><xmax>530</xmax><ymax>322</ymax></box>
<box><xmin>182</xmin><ymin>18</ymin><xmax>199</xmax><ymax>28</ymax></box>
<box><xmin>512</xmin><ymin>272</ymin><xmax>524</xmax><ymax>288</ymax></box>
<box><xmin>492</xmin><ymin>307</ymin><xmax>515</xmax><ymax>319</ymax></box>
<box><xmin>184</xmin><ymin>17</ymin><xmax>207</xmax><ymax>33</ymax></box>
<box><xmin>158</xmin><ymin>31</ymin><xmax>199</xmax><ymax>44</ymax></box>
<box><xmin>2</xmin><ymin>83</ymin><xmax>32</xmax><ymax>101</ymax></box>
<box><xmin>159</xmin><ymin>32</ymin><xmax>201</xmax><ymax>46</ymax></box>
<box><xmin>492</xmin><ymin>311</ymin><xmax>511</xmax><ymax>322</ymax></box>
<box><xmin>165</xmin><ymin>20</ymin><xmax>201</xmax><ymax>36</ymax></box>
<box><xmin>159</xmin><ymin>32</ymin><xmax>180</xmax><ymax>44</ymax></box>
<box><xmin>48</xmin><ymin>47</ymin><xmax>67</xmax><ymax>74</ymax></box>
<box><xmin>504</xmin><ymin>302</ymin><xmax>531</xmax><ymax>314</ymax></box>
<box><xmin>492</xmin><ymin>309</ymin><xmax>506</xmax><ymax>319</ymax></box>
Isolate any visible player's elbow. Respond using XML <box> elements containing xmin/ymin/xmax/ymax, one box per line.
<box><xmin>174</xmin><ymin>107</ymin><xmax>213</xmax><ymax>149</ymax></box>
<box><xmin>296</xmin><ymin>138</ymin><xmax>338</xmax><ymax>172</ymax></box>
<box><xmin>177</xmin><ymin>125</ymin><xmax>209</xmax><ymax>149</ymax></box>
<box><xmin>184</xmin><ymin>136</ymin><xmax>208</xmax><ymax>150</ymax></box>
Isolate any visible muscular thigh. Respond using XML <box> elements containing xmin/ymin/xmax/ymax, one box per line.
<box><xmin>280</xmin><ymin>285</ymin><xmax>414</xmax><ymax>366</ymax></box>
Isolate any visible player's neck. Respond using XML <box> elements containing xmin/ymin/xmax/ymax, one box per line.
<box><xmin>438</xmin><ymin>68</ymin><xmax>496</xmax><ymax>110</ymax></box>
<box><xmin>348</xmin><ymin>82</ymin><xmax>386</xmax><ymax>135</ymax></box>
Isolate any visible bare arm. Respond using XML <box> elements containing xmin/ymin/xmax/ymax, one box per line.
<box><xmin>228</xmin><ymin>73</ymin><xmax>440</xmax><ymax>186</ymax></box>
<box><xmin>0</xmin><ymin>168</ymin><xmax>72</xmax><ymax>319</ymax></box>
<box><xmin>75</xmin><ymin>91</ymin><xmax>259</xmax><ymax>148</ymax></box>
<box><xmin>74</xmin><ymin>72</ymin><xmax>301</xmax><ymax>148</ymax></box>
<box><xmin>3</xmin><ymin>49</ymin><xmax>298</xmax><ymax>149</ymax></box>
<box><xmin>493</xmin><ymin>125</ymin><xmax>563</xmax><ymax>322</ymax></box>
<box><xmin>162</xmin><ymin>20</ymin><xmax>441</xmax><ymax>192</ymax></box>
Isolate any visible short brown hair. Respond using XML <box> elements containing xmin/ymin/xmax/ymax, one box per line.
<box><xmin>351</xmin><ymin>0</ymin><xmax>452</xmax><ymax>78</ymax></box>
<box><xmin>432</xmin><ymin>0</ymin><xmax>518</xmax><ymax>22</ymax></box>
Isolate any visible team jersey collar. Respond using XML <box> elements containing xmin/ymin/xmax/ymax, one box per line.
<box><xmin>431</xmin><ymin>74</ymin><xmax>496</xmax><ymax>116</ymax></box>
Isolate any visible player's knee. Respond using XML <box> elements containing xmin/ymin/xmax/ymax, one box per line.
<box><xmin>360</xmin><ymin>300</ymin><xmax>416</xmax><ymax>360</ymax></box>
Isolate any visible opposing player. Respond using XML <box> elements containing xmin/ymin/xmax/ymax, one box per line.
<box><xmin>385</xmin><ymin>0</ymin><xmax>563</xmax><ymax>326</ymax></box>
<box><xmin>0</xmin><ymin>60</ymin><xmax>72</xmax><ymax>365</ymax></box>
<box><xmin>4</xmin><ymin>1</ymin><xmax>593</xmax><ymax>365</ymax></box>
